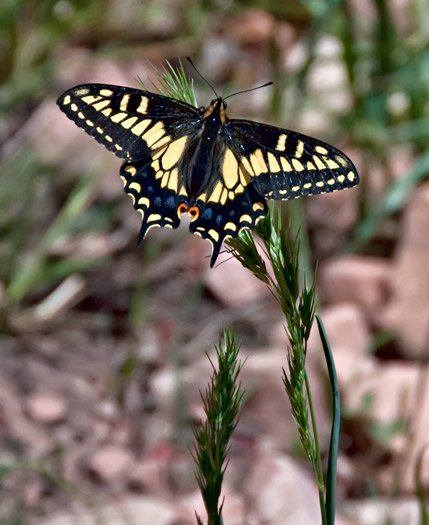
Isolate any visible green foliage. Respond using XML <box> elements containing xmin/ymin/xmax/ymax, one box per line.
<box><xmin>317</xmin><ymin>315</ymin><xmax>341</xmax><ymax>525</ymax></box>
<box><xmin>192</xmin><ymin>329</ymin><xmax>244</xmax><ymax>525</ymax></box>
<box><xmin>137</xmin><ymin>59</ymin><xmax>198</xmax><ymax>108</ymax></box>
<box><xmin>415</xmin><ymin>447</ymin><xmax>429</xmax><ymax>525</ymax></box>
<box><xmin>6</xmin><ymin>167</ymin><xmax>104</xmax><ymax>304</ymax></box>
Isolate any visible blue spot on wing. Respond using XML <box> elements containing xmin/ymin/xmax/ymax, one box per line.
<box><xmin>201</xmin><ymin>208</ymin><xmax>213</xmax><ymax>220</ymax></box>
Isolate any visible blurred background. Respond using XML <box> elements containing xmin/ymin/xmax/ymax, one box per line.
<box><xmin>1</xmin><ymin>0</ymin><xmax>429</xmax><ymax>523</ymax></box>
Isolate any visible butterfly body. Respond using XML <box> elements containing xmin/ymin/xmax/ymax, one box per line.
<box><xmin>178</xmin><ymin>99</ymin><xmax>227</xmax><ymax>197</ymax></box>
<box><xmin>57</xmin><ymin>83</ymin><xmax>359</xmax><ymax>267</ymax></box>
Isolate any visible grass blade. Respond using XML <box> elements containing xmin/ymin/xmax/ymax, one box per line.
<box><xmin>316</xmin><ymin>314</ymin><xmax>340</xmax><ymax>525</ymax></box>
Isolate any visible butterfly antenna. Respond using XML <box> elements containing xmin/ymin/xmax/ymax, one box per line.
<box><xmin>224</xmin><ymin>81</ymin><xmax>273</xmax><ymax>101</ymax></box>
<box><xmin>186</xmin><ymin>57</ymin><xmax>219</xmax><ymax>98</ymax></box>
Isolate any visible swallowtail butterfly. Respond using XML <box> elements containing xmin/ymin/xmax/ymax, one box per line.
<box><xmin>57</xmin><ymin>80</ymin><xmax>359</xmax><ymax>266</ymax></box>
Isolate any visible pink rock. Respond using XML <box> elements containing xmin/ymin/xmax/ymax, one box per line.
<box><xmin>228</xmin><ymin>8</ymin><xmax>275</xmax><ymax>46</ymax></box>
<box><xmin>319</xmin><ymin>256</ymin><xmax>391</xmax><ymax>325</ymax></box>
<box><xmin>240</xmin><ymin>344</ymin><xmax>332</xmax><ymax>449</ymax></box>
<box><xmin>204</xmin><ymin>250</ymin><xmax>268</xmax><ymax>306</ymax></box>
<box><xmin>2</xmin><ymin>390</ymin><xmax>51</xmax><ymax>454</ymax></box>
<box><xmin>26</xmin><ymin>392</ymin><xmax>67</xmax><ymax>424</ymax></box>
<box><xmin>128</xmin><ymin>444</ymin><xmax>175</xmax><ymax>495</ymax></box>
<box><xmin>342</xmin><ymin>498</ymin><xmax>419</xmax><ymax>525</ymax></box>
<box><xmin>36</xmin><ymin>496</ymin><xmax>179</xmax><ymax>525</ymax></box>
<box><xmin>180</xmin><ymin>487</ymin><xmax>244</xmax><ymax>525</ymax></box>
<box><xmin>346</xmin><ymin>363</ymin><xmax>417</xmax><ymax>426</ymax></box>
<box><xmin>245</xmin><ymin>447</ymin><xmax>320</xmax><ymax>524</ymax></box>
<box><xmin>346</xmin><ymin>362</ymin><xmax>429</xmax><ymax>493</ymax></box>
<box><xmin>236</xmin><ymin>348</ymin><xmax>299</xmax><ymax>447</ymax></box>
<box><xmin>382</xmin><ymin>183</ymin><xmax>429</xmax><ymax>357</ymax></box>
<box><xmin>309</xmin><ymin>303</ymin><xmax>372</xmax><ymax>386</ymax></box>
<box><xmin>306</xmin><ymin>185</ymin><xmax>360</xmax><ymax>259</ymax></box>
<box><xmin>88</xmin><ymin>445</ymin><xmax>134</xmax><ymax>484</ymax></box>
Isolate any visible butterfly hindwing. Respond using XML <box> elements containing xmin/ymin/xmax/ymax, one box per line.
<box><xmin>120</xmin><ymin>157</ymin><xmax>181</xmax><ymax>241</ymax></box>
<box><xmin>226</xmin><ymin>120</ymin><xmax>359</xmax><ymax>200</ymax></box>
<box><xmin>190</xmin><ymin>183</ymin><xmax>268</xmax><ymax>266</ymax></box>
<box><xmin>57</xmin><ymin>84</ymin><xmax>200</xmax><ymax>161</ymax></box>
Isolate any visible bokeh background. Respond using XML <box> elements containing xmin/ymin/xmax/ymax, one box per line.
<box><xmin>1</xmin><ymin>0</ymin><xmax>429</xmax><ymax>523</ymax></box>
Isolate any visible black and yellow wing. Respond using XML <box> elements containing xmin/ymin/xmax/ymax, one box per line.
<box><xmin>57</xmin><ymin>83</ymin><xmax>200</xmax><ymax>161</ymax></box>
<box><xmin>186</xmin><ymin>119</ymin><xmax>359</xmax><ymax>265</ymax></box>
<box><xmin>226</xmin><ymin>119</ymin><xmax>359</xmax><ymax>200</ymax></box>
<box><xmin>189</xmin><ymin>181</ymin><xmax>268</xmax><ymax>266</ymax></box>
<box><xmin>57</xmin><ymin>83</ymin><xmax>201</xmax><ymax>243</ymax></box>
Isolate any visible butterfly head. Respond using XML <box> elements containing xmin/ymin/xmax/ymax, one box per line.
<box><xmin>203</xmin><ymin>98</ymin><xmax>228</xmax><ymax>125</ymax></box>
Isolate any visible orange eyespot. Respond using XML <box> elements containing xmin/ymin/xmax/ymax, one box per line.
<box><xmin>189</xmin><ymin>206</ymin><xmax>200</xmax><ymax>221</ymax></box>
<box><xmin>177</xmin><ymin>203</ymin><xmax>200</xmax><ymax>221</ymax></box>
<box><xmin>177</xmin><ymin>203</ymin><xmax>188</xmax><ymax>216</ymax></box>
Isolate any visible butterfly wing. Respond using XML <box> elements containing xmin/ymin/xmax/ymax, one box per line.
<box><xmin>190</xmin><ymin>182</ymin><xmax>267</xmax><ymax>267</ymax></box>
<box><xmin>58</xmin><ymin>83</ymin><xmax>206</xmax><ymax>242</ymax></box>
<box><xmin>190</xmin><ymin>118</ymin><xmax>359</xmax><ymax>266</ymax></box>
<box><xmin>187</xmin><ymin>137</ymin><xmax>268</xmax><ymax>267</ymax></box>
<box><xmin>57</xmin><ymin>84</ymin><xmax>201</xmax><ymax>161</ymax></box>
<box><xmin>120</xmin><ymin>157</ymin><xmax>182</xmax><ymax>240</ymax></box>
<box><xmin>225</xmin><ymin>119</ymin><xmax>359</xmax><ymax>200</ymax></box>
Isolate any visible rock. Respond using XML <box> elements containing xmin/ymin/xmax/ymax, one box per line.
<box><xmin>309</xmin><ymin>303</ymin><xmax>373</xmax><ymax>389</ymax></box>
<box><xmin>2</xmin><ymin>387</ymin><xmax>52</xmax><ymax>455</ymax></box>
<box><xmin>382</xmin><ymin>183</ymin><xmax>429</xmax><ymax>357</ymax></box>
<box><xmin>88</xmin><ymin>445</ymin><xmax>134</xmax><ymax>484</ymax></box>
<box><xmin>346</xmin><ymin>362</ymin><xmax>429</xmax><ymax>493</ymax></box>
<box><xmin>236</xmin><ymin>347</ymin><xmax>300</xmax><ymax>448</ymax></box>
<box><xmin>180</xmin><ymin>487</ymin><xmax>244</xmax><ymax>525</ymax></box>
<box><xmin>35</xmin><ymin>496</ymin><xmax>178</xmax><ymax>525</ymax></box>
<box><xmin>22</xmin><ymin>99</ymin><xmax>103</xmax><ymax>171</ymax></box>
<box><xmin>346</xmin><ymin>363</ymin><xmax>418</xmax><ymax>426</ymax></box>
<box><xmin>319</xmin><ymin>256</ymin><xmax>391</xmax><ymax>325</ymax></box>
<box><xmin>26</xmin><ymin>392</ymin><xmax>67</xmax><ymax>424</ymax></box>
<box><xmin>228</xmin><ymin>8</ymin><xmax>275</xmax><ymax>46</ymax></box>
<box><xmin>128</xmin><ymin>443</ymin><xmax>178</xmax><ymax>495</ymax></box>
<box><xmin>245</xmin><ymin>446</ymin><xmax>321</xmax><ymax>524</ymax></box>
<box><xmin>308</xmin><ymin>304</ymin><xmax>429</xmax><ymax>495</ymax></box>
<box><xmin>204</xmin><ymin>250</ymin><xmax>268</xmax><ymax>307</ymax></box>
<box><xmin>342</xmin><ymin>498</ymin><xmax>419</xmax><ymax>525</ymax></box>
<box><xmin>306</xmin><ymin>186</ymin><xmax>360</xmax><ymax>259</ymax></box>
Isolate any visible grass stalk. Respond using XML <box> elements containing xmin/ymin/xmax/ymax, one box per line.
<box><xmin>191</xmin><ymin>329</ymin><xmax>244</xmax><ymax>525</ymax></box>
<box><xmin>228</xmin><ymin>209</ymin><xmax>340</xmax><ymax>524</ymax></box>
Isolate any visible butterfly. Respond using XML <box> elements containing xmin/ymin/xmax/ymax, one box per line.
<box><xmin>57</xmin><ymin>81</ymin><xmax>359</xmax><ymax>267</ymax></box>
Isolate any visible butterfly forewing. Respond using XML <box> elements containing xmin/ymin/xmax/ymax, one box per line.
<box><xmin>57</xmin><ymin>84</ymin><xmax>201</xmax><ymax>161</ymax></box>
<box><xmin>226</xmin><ymin>120</ymin><xmax>359</xmax><ymax>200</ymax></box>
